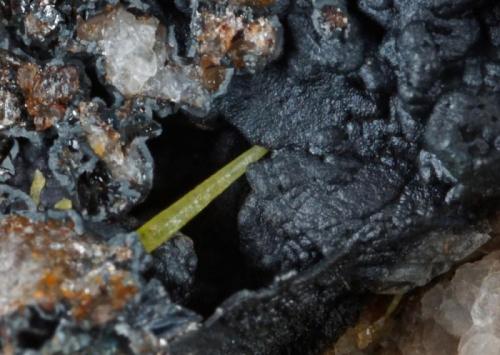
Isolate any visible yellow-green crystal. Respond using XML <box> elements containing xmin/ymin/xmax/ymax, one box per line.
<box><xmin>30</xmin><ymin>169</ymin><xmax>46</xmax><ymax>207</ymax></box>
<box><xmin>54</xmin><ymin>198</ymin><xmax>73</xmax><ymax>210</ymax></box>
<box><xmin>138</xmin><ymin>145</ymin><xmax>268</xmax><ymax>252</ymax></box>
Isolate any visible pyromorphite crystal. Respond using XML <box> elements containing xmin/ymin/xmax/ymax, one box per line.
<box><xmin>138</xmin><ymin>145</ymin><xmax>268</xmax><ymax>252</ymax></box>
<box><xmin>54</xmin><ymin>198</ymin><xmax>72</xmax><ymax>210</ymax></box>
<box><xmin>30</xmin><ymin>169</ymin><xmax>46</xmax><ymax>206</ymax></box>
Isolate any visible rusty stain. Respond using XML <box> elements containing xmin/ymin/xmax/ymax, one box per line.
<box><xmin>0</xmin><ymin>215</ymin><xmax>137</xmax><ymax>323</ymax></box>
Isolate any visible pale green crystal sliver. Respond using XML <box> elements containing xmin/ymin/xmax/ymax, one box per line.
<box><xmin>138</xmin><ymin>145</ymin><xmax>268</xmax><ymax>252</ymax></box>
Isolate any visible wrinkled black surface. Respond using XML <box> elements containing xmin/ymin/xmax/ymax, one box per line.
<box><xmin>214</xmin><ymin>0</ymin><xmax>500</xmax><ymax>275</ymax></box>
<box><xmin>170</xmin><ymin>0</ymin><xmax>500</xmax><ymax>352</ymax></box>
<box><xmin>171</xmin><ymin>260</ymin><xmax>365</xmax><ymax>355</ymax></box>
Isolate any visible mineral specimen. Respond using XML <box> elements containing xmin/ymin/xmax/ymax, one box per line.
<box><xmin>17</xmin><ymin>62</ymin><xmax>81</xmax><ymax>130</ymax></box>
<box><xmin>77</xmin><ymin>3</ymin><xmax>282</xmax><ymax>114</ymax></box>
<box><xmin>0</xmin><ymin>0</ymin><xmax>500</xmax><ymax>353</ymax></box>
<box><xmin>336</xmin><ymin>250</ymin><xmax>500</xmax><ymax>355</ymax></box>
<box><xmin>0</xmin><ymin>212</ymin><xmax>200</xmax><ymax>353</ymax></box>
<box><xmin>0</xmin><ymin>213</ymin><xmax>137</xmax><ymax>322</ymax></box>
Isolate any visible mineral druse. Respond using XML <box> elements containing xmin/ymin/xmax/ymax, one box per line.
<box><xmin>0</xmin><ymin>214</ymin><xmax>137</xmax><ymax>322</ymax></box>
<box><xmin>76</xmin><ymin>3</ymin><xmax>282</xmax><ymax>113</ymax></box>
<box><xmin>0</xmin><ymin>0</ymin><xmax>499</xmax><ymax>353</ymax></box>
<box><xmin>332</xmin><ymin>249</ymin><xmax>500</xmax><ymax>355</ymax></box>
<box><xmin>421</xmin><ymin>253</ymin><xmax>500</xmax><ymax>355</ymax></box>
<box><xmin>0</xmin><ymin>213</ymin><xmax>200</xmax><ymax>353</ymax></box>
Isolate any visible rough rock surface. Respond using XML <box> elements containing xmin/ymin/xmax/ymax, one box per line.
<box><xmin>215</xmin><ymin>0</ymin><xmax>500</xmax><ymax>275</ymax></box>
<box><xmin>152</xmin><ymin>233</ymin><xmax>198</xmax><ymax>304</ymax></box>
<box><xmin>0</xmin><ymin>212</ymin><xmax>201</xmax><ymax>354</ymax></box>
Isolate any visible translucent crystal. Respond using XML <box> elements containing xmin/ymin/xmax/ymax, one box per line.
<box><xmin>78</xmin><ymin>5</ymin><xmax>282</xmax><ymax>113</ymax></box>
<box><xmin>458</xmin><ymin>329</ymin><xmax>500</xmax><ymax>355</ymax></box>
<box><xmin>81</xmin><ymin>7</ymin><xmax>212</xmax><ymax>112</ymax></box>
<box><xmin>332</xmin><ymin>250</ymin><xmax>500</xmax><ymax>354</ymax></box>
<box><xmin>99</xmin><ymin>8</ymin><xmax>160</xmax><ymax>96</ymax></box>
<box><xmin>470</xmin><ymin>271</ymin><xmax>500</xmax><ymax>332</ymax></box>
<box><xmin>403</xmin><ymin>251</ymin><xmax>500</xmax><ymax>354</ymax></box>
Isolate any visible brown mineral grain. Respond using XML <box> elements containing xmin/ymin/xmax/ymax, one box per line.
<box><xmin>322</xmin><ymin>6</ymin><xmax>349</xmax><ymax>31</ymax></box>
<box><xmin>17</xmin><ymin>63</ymin><xmax>80</xmax><ymax>130</ymax></box>
<box><xmin>0</xmin><ymin>214</ymin><xmax>137</xmax><ymax>324</ymax></box>
<box><xmin>196</xmin><ymin>10</ymin><xmax>281</xmax><ymax>72</ymax></box>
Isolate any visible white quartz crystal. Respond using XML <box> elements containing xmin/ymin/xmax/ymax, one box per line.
<box><xmin>470</xmin><ymin>271</ymin><xmax>500</xmax><ymax>331</ymax></box>
<box><xmin>408</xmin><ymin>251</ymin><xmax>500</xmax><ymax>354</ymax></box>
<box><xmin>458</xmin><ymin>329</ymin><xmax>500</xmax><ymax>355</ymax></box>
<box><xmin>78</xmin><ymin>5</ymin><xmax>282</xmax><ymax>114</ymax></box>
<box><xmin>332</xmin><ymin>250</ymin><xmax>500</xmax><ymax>354</ymax></box>
<box><xmin>88</xmin><ymin>7</ymin><xmax>211</xmax><ymax>112</ymax></box>
<box><xmin>99</xmin><ymin>8</ymin><xmax>160</xmax><ymax>96</ymax></box>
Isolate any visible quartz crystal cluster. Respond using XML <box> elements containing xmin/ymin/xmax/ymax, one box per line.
<box><xmin>389</xmin><ymin>252</ymin><xmax>500</xmax><ymax>355</ymax></box>
<box><xmin>76</xmin><ymin>3</ymin><xmax>282</xmax><ymax>114</ymax></box>
<box><xmin>332</xmin><ymin>249</ymin><xmax>500</xmax><ymax>355</ymax></box>
<box><xmin>419</xmin><ymin>252</ymin><xmax>500</xmax><ymax>355</ymax></box>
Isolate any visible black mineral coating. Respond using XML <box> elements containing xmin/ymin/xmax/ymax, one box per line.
<box><xmin>212</xmin><ymin>0</ymin><xmax>500</xmax><ymax>274</ymax></box>
<box><xmin>0</xmin><ymin>0</ymin><xmax>500</xmax><ymax>354</ymax></box>
<box><xmin>173</xmin><ymin>0</ymin><xmax>500</xmax><ymax>350</ymax></box>
<box><xmin>424</xmin><ymin>91</ymin><xmax>500</xmax><ymax>203</ymax></box>
<box><xmin>151</xmin><ymin>233</ymin><xmax>198</xmax><ymax>304</ymax></box>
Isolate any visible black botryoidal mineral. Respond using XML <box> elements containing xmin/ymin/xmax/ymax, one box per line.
<box><xmin>152</xmin><ymin>234</ymin><xmax>198</xmax><ymax>304</ymax></box>
<box><xmin>0</xmin><ymin>0</ymin><xmax>500</xmax><ymax>354</ymax></box>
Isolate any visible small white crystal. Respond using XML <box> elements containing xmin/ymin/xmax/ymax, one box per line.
<box><xmin>451</xmin><ymin>259</ymin><xmax>494</xmax><ymax>311</ymax></box>
<box><xmin>458</xmin><ymin>329</ymin><xmax>500</xmax><ymax>355</ymax></box>
<box><xmin>336</xmin><ymin>250</ymin><xmax>500</xmax><ymax>354</ymax></box>
<box><xmin>471</xmin><ymin>271</ymin><xmax>500</xmax><ymax>332</ymax></box>
<box><xmin>99</xmin><ymin>8</ymin><xmax>160</xmax><ymax>96</ymax></box>
<box><xmin>0</xmin><ymin>89</ymin><xmax>21</xmax><ymax>128</ymax></box>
